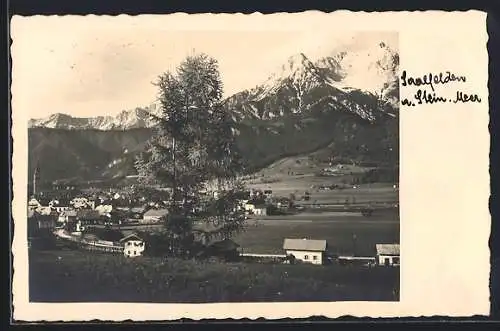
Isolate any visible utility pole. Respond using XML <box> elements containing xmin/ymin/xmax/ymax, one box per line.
<box><xmin>352</xmin><ymin>233</ymin><xmax>357</xmax><ymax>257</ymax></box>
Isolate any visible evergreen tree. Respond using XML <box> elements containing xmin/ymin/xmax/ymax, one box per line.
<box><xmin>135</xmin><ymin>53</ymin><xmax>246</xmax><ymax>257</ymax></box>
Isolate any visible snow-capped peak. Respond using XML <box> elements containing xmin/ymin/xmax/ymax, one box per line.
<box><xmin>315</xmin><ymin>40</ymin><xmax>399</xmax><ymax>106</ymax></box>
<box><xmin>29</xmin><ymin>104</ymin><xmax>163</xmax><ymax>131</ymax></box>
<box><xmin>254</xmin><ymin>53</ymin><xmax>324</xmax><ymax>101</ymax></box>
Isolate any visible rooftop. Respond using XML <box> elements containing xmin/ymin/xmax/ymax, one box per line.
<box><xmin>283</xmin><ymin>238</ymin><xmax>327</xmax><ymax>252</ymax></box>
<box><xmin>143</xmin><ymin>208</ymin><xmax>169</xmax><ymax>217</ymax></box>
<box><xmin>119</xmin><ymin>233</ymin><xmax>143</xmax><ymax>243</ymax></box>
<box><xmin>76</xmin><ymin>209</ymin><xmax>101</xmax><ymax>220</ymax></box>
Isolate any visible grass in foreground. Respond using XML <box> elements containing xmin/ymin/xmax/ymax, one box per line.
<box><xmin>29</xmin><ymin>250</ymin><xmax>399</xmax><ymax>303</ymax></box>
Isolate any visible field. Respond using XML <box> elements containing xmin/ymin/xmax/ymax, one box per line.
<box><xmin>236</xmin><ymin>210</ymin><xmax>399</xmax><ymax>256</ymax></box>
<box><xmin>236</xmin><ymin>161</ymin><xmax>399</xmax><ymax>256</ymax></box>
<box><xmin>29</xmin><ymin>250</ymin><xmax>399</xmax><ymax>303</ymax></box>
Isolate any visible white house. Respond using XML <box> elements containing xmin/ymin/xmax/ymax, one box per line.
<box><xmin>375</xmin><ymin>244</ymin><xmax>400</xmax><ymax>266</ymax></box>
<box><xmin>244</xmin><ymin>201</ymin><xmax>267</xmax><ymax>216</ymax></box>
<box><xmin>283</xmin><ymin>238</ymin><xmax>327</xmax><ymax>265</ymax></box>
<box><xmin>120</xmin><ymin>233</ymin><xmax>146</xmax><ymax>258</ymax></box>
<box><xmin>58</xmin><ymin>210</ymin><xmax>77</xmax><ymax>224</ymax></box>
<box><xmin>142</xmin><ymin>209</ymin><xmax>169</xmax><ymax>223</ymax></box>
<box><xmin>244</xmin><ymin>202</ymin><xmax>256</xmax><ymax>214</ymax></box>
<box><xmin>28</xmin><ymin>198</ymin><xmax>42</xmax><ymax>211</ymax></box>
<box><xmin>253</xmin><ymin>204</ymin><xmax>268</xmax><ymax>216</ymax></box>
<box><xmin>70</xmin><ymin>197</ymin><xmax>94</xmax><ymax>210</ymax></box>
<box><xmin>95</xmin><ymin>204</ymin><xmax>113</xmax><ymax>215</ymax></box>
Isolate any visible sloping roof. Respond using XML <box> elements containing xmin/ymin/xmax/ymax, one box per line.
<box><xmin>119</xmin><ymin>233</ymin><xmax>143</xmax><ymax>243</ymax></box>
<box><xmin>131</xmin><ymin>207</ymin><xmax>146</xmax><ymax>214</ymax></box>
<box><xmin>51</xmin><ymin>198</ymin><xmax>71</xmax><ymax>207</ymax></box>
<box><xmin>83</xmin><ymin>233</ymin><xmax>99</xmax><ymax>241</ymax></box>
<box><xmin>76</xmin><ymin>209</ymin><xmax>101</xmax><ymax>220</ymax></box>
<box><xmin>28</xmin><ymin>198</ymin><xmax>41</xmax><ymax>206</ymax></box>
<box><xmin>60</xmin><ymin>210</ymin><xmax>77</xmax><ymax>217</ymax></box>
<box><xmin>376</xmin><ymin>244</ymin><xmax>400</xmax><ymax>256</ymax></box>
<box><xmin>283</xmin><ymin>238</ymin><xmax>327</xmax><ymax>252</ymax></box>
<box><xmin>143</xmin><ymin>209</ymin><xmax>169</xmax><ymax>217</ymax></box>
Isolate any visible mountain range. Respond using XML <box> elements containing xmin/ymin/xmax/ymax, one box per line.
<box><xmin>28</xmin><ymin>41</ymin><xmax>400</xmax><ymax>184</ymax></box>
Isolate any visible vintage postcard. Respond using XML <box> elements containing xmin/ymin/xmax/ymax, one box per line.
<box><xmin>11</xmin><ymin>11</ymin><xmax>490</xmax><ymax>321</ymax></box>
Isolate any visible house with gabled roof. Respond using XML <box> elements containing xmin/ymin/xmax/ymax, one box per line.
<box><xmin>120</xmin><ymin>233</ymin><xmax>145</xmax><ymax>258</ymax></box>
<box><xmin>375</xmin><ymin>243</ymin><xmax>400</xmax><ymax>266</ymax></box>
<box><xmin>283</xmin><ymin>238</ymin><xmax>328</xmax><ymax>265</ymax></box>
<box><xmin>142</xmin><ymin>208</ymin><xmax>168</xmax><ymax>224</ymax></box>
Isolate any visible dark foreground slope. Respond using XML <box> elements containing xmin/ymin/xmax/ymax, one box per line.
<box><xmin>29</xmin><ymin>250</ymin><xmax>399</xmax><ymax>302</ymax></box>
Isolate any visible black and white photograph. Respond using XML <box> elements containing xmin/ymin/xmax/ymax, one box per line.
<box><xmin>19</xmin><ymin>20</ymin><xmax>401</xmax><ymax>304</ymax></box>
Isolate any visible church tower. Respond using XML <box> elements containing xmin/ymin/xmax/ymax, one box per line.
<box><xmin>33</xmin><ymin>162</ymin><xmax>40</xmax><ymax>196</ymax></box>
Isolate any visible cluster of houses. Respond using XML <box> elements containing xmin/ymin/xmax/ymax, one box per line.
<box><xmin>27</xmin><ymin>187</ymin><xmax>289</xmax><ymax>234</ymax></box>
<box><xmin>27</xmin><ymin>189</ymin><xmax>400</xmax><ymax>267</ymax></box>
<box><xmin>28</xmin><ymin>194</ymin><xmax>171</xmax><ymax>233</ymax></box>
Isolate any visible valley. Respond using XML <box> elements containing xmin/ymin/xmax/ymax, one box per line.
<box><xmin>26</xmin><ymin>36</ymin><xmax>401</xmax><ymax>304</ymax></box>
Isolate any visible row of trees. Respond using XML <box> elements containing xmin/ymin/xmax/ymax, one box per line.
<box><xmin>134</xmin><ymin>54</ymin><xmax>247</xmax><ymax>257</ymax></box>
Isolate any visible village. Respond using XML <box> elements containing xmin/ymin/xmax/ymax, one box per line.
<box><xmin>28</xmin><ymin>173</ymin><xmax>400</xmax><ymax>268</ymax></box>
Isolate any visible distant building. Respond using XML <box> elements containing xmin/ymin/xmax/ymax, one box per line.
<box><xmin>71</xmin><ymin>197</ymin><xmax>94</xmax><ymax>210</ymax></box>
<box><xmin>76</xmin><ymin>210</ymin><xmax>102</xmax><ymax>231</ymax></box>
<box><xmin>58</xmin><ymin>210</ymin><xmax>77</xmax><ymax>225</ymax></box>
<box><xmin>95</xmin><ymin>203</ymin><xmax>113</xmax><ymax>215</ymax></box>
<box><xmin>120</xmin><ymin>233</ymin><xmax>145</xmax><ymax>258</ymax></box>
<box><xmin>244</xmin><ymin>200</ymin><xmax>267</xmax><ymax>216</ymax></box>
<box><xmin>263</xmin><ymin>190</ymin><xmax>273</xmax><ymax>199</ymax></box>
<box><xmin>253</xmin><ymin>204</ymin><xmax>268</xmax><ymax>216</ymax></box>
<box><xmin>142</xmin><ymin>209</ymin><xmax>169</xmax><ymax>223</ymax></box>
<box><xmin>283</xmin><ymin>238</ymin><xmax>327</xmax><ymax>265</ymax></box>
<box><xmin>375</xmin><ymin>244</ymin><xmax>400</xmax><ymax>266</ymax></box>
<box><xmin>48</xmin><ymin>199</ymin><xmax>71</xmax><ymax>213</ymax></box>
<box><xmin>28</xmin><ymin>197</ymin><xmax>42</xmax><ymax>211</ymax></box>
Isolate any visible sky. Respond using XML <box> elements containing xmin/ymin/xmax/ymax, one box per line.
<box><xmin>11</xmin><ymin>16</ymin><xmax>397</xmax><ymax>119</ymax></box>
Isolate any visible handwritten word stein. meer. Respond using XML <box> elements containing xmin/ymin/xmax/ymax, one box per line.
<box><xmin>400</xmin><ymin>70</ymin><xmax>482</xmax><ymax>107</ymax></box>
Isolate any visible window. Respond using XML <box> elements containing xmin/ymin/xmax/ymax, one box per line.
<box><xmin>134</xmin><ymin>251</ymin><xmax>137</xmax><ymax>256</ymax></box>
<box><xmin>304</xmin><ymin>255</ymin><xmax>309</xmax><ymax>260</ymax></box>
<box><xmin>393</xmin><ymin>257</ymin><xmax>400</xmax><ymax>265</ymax></box>
<box><xmin>313</xmin><ymin>255</ymin><xmax>318</xmax><ymax>260</ymax></box>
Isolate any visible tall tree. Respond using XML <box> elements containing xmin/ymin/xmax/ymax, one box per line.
<box><xmin>135</xmin><ymin>53</ymin><xmax>246</xmax><ymax>256</ymax></box>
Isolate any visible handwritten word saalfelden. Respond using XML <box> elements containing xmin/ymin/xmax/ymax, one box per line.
<box><xmin>400</xmin><ymin>70</ymin><xmax>481</xmax><ymax>106</ymax></box>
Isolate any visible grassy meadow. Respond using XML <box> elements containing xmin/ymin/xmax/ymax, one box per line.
<box><xmin>29</xmin><ymin>250</ymin><xmax>399</xmax><ymax>303</ymax></box>
<box><xmin>236</xmin><ymin>212</ymin><xmax>399</xmax><ymax>256</ymax></box>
